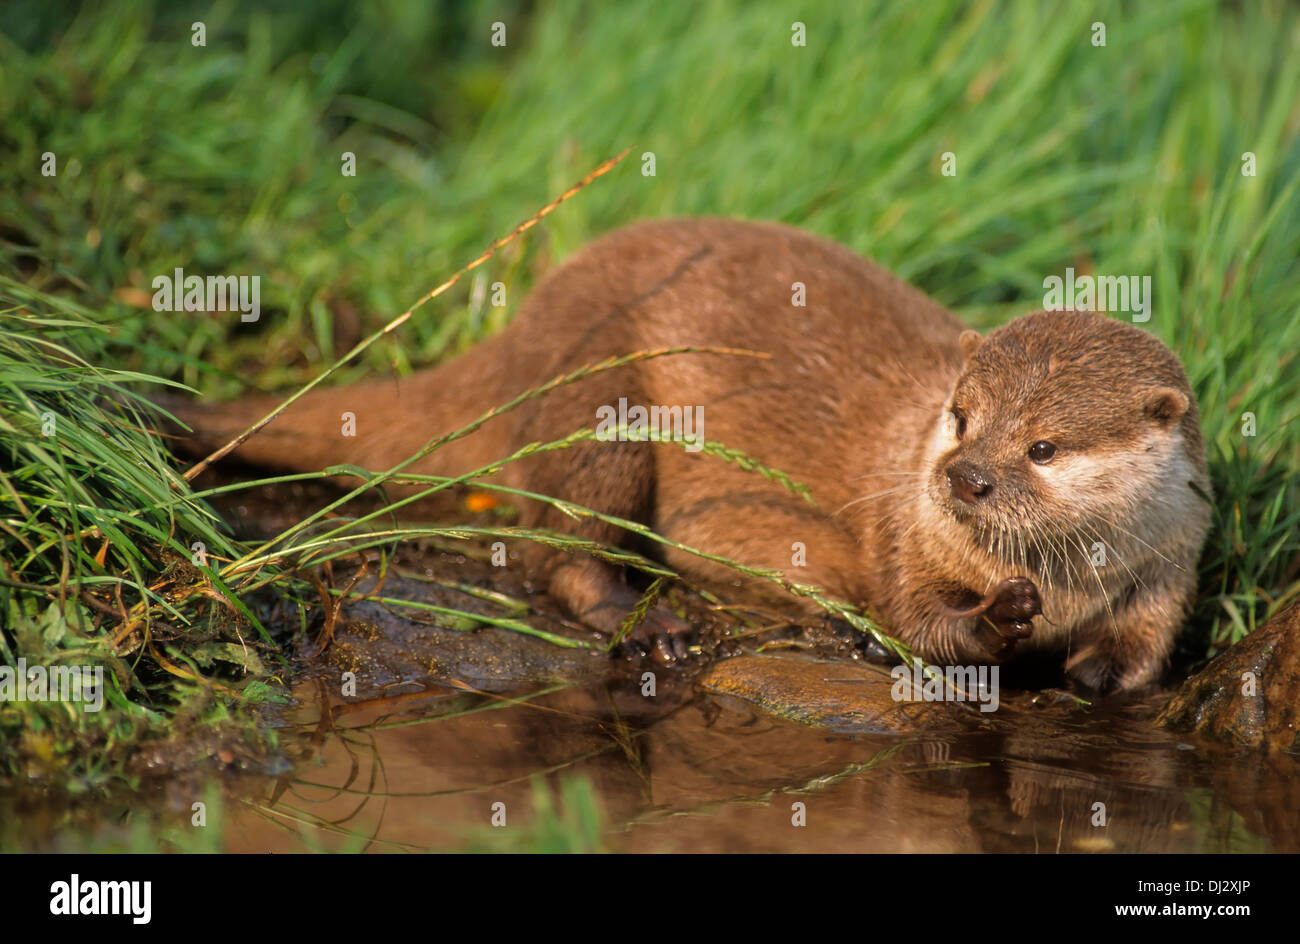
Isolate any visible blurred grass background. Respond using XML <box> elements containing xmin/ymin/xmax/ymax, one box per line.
<box><xmin>1</xmin><ymin>0</ymin><xmax>1298</xmax><ymax>797</ymax></box>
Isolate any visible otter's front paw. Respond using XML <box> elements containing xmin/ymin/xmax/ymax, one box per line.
<box><xmin>983</xmin><ymin>576</ymin><xmax>1041</xmax><ymax>642</ymax></box>
<box><xmin>942</xmin><ymin>576</ymin><xmax>1043</xmax><ymax>658</ymax></box>
<box><xmin>969</xmin><ymin>576</ymin><xmax>1042</xmax><ymax>659</ymax></box>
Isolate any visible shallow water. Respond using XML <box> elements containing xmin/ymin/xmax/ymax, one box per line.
<box><xmin>217</xmin><ymin>665</ymin><xmax>1296</xmax><ymax>853</ymax></box>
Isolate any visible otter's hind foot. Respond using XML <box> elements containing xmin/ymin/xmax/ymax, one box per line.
<box><xmin>620</xmin><ymin>606</ymin><xmax>694</xmax><ymax>666</ymax></box>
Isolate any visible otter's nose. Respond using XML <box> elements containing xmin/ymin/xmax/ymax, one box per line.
<box><xmin>946</xmin><ymin>461</ymin><xmax>994</xmax><ymax>504</ymax></box>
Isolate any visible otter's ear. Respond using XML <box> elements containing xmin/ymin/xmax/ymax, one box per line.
<box><xmin>1143</xmin><ymin>387</ymin><xmax>1189</xmax><ymax>430</ymax></box>
<box><xmin>958</xmin><ymin>329</ymin><xmax>983</xmax><ymax>364</ymax></box>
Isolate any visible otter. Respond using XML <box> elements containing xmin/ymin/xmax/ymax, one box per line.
<box><xmin>165</xmin><ymin>218</ymin><xmax>1211</xmax><ymax>691</ymax></box>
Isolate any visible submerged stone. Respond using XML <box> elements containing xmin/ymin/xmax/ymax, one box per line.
<box><xmin>698</xmin><ymin>653</ymin><xmax>988</xmax><ymax>733</ymax></box>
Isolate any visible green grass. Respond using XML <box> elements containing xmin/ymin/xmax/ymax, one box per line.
<box><xmin>1</xmin><ymin>0</ymin><xmax>1298</xmax><ymax>797</ymax></box>
<box><xmin>0</xmin><ymin>281</ymin><xmax>288</xmax><ymax>790</ymax></box>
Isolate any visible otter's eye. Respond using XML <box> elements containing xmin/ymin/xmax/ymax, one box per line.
<box><xmin>951</xmin><ymin>409</ymin><xmax>967</xmax><ymax>439</ymax></box>
<box><xmin>1028</xmin><ymin>440</ymin><xmax>1057</xmax><ymax>464</ymax></box>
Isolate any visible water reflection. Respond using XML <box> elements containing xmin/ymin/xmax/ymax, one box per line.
<box><xmin>224</xmin><ymin>672</ymin><xmax>1285</xmax><ymax>853</ymax></box>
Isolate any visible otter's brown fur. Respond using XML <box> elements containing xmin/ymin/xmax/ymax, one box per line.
<box><xmin>167</xmin><ymin>219</ymin><xmax>1210</xmax><ymax>690</ymax></box>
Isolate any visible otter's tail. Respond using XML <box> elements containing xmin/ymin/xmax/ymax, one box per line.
<box><xmin>153</xmin><ymin>336</ymin><xmax>517</xmax><ymax>478</ymax></box>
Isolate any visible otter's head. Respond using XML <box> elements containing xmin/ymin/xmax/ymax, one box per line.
<box><xmin>925</xmin><ymin>310</ymin><xmax>1208</xmax><ymax>548</ymax></box>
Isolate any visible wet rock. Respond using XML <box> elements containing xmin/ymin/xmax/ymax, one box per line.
<box><xmin>320</xmin><ymin>576</ymin><xmax>610</xmax><ymax>693</ymax></box>
<box><xmin>325</xmin><ymin>617</ymin><xmax>609</xmax><ymax>693</ymax></box>
<box><xmin>698</xmin><ymin>654</ymin><xmax>989</xmax><ymax>734</ymax></box>
<box><xmin>1156</xmin><ymin>600</ymin><xmax>1300</xmax><ymax>751</ymax></box>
